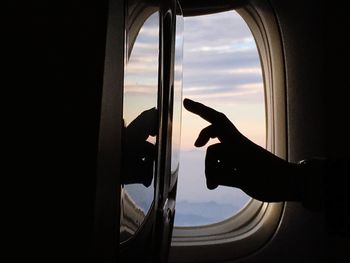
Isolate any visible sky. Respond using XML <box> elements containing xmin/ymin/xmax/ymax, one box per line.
<box><xmin>175</xmin><ymin>11</ymin><xmax>266</xmax><ymax>214</ymax></box>
<box><xmin>122</xmin><ymin>10</ymin><xmax>266</xmax><ymax>226</ymax></box>
<box><xmin>180</xmin><ymin>11</ymin><xmax>265</xmax><ymax>152</ymax></box>
<box><xmin>123</xmin><ymin>12</ymin><xmax>159</xmax><ymax>126</ymax></box>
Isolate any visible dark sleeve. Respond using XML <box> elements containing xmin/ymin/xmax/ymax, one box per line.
<box><xmin>299</xmin><ymin>158</ymin><xmax>350</xmax><ymax>236</ymax></box>
<box><xmin>298</xmin><ymin>158</ymin><xmax>327</xmax><ymax>211</ymax></box>
<box><xmin>324</xmin><ymin>159</ymin><xmax>350</xmax><ymax>236</ymax></box>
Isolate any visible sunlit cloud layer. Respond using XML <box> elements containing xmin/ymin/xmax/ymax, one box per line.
<box><xmin>188</xmin><ymin>37</ymin><xmax>255</xmax><ymax>53</ymax></box>
<box><xmin>126</xmin><ymin>62</ymin><xmax>158</xmax><ymax>74</ymax></box>
<box><xmin>182</xmin><ymin>11</ymin><xmax>263</xmax><ymax>106</ymax></box>
<box><xmin>183</xmin><ymin>12</ymin><xmax>252</xmax><ymax>46</ymax></box>
<box><xmin>123</xmin><ymin>14</ymin><xmax>159</xmax><ymax>126</ymax></box>
<box><xmin>139</xmin><ymin>25</ymin><xmax>159</xmax><ymax>37</ymax></box>
<box><xmin>123</xmin><ymin>84</ymin><xmax>157</xmax><ymax>94</ymax></box>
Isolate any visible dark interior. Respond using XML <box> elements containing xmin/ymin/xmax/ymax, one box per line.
<box><xmin>7</xmin><ymin>0</ymin><xmax>349</xmax><ymax>262</ymax></box>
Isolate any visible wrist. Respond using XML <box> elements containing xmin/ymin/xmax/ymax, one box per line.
<box><xmin>298</xmin><ymin>158</ymin><xmax>326</xmax><ymax>211</ymax></box>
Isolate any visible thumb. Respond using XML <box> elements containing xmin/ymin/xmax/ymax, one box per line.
<box><xmin>194</xmin><ymin>125</ymin><xmax>217</xmax><ymax>147</ymax></box>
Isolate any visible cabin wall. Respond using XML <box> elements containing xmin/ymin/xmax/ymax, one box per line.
<box><xmin>241</xmin><ymin>0</ymin><xmax>348</xmax><ymax>262</ymax></box>
<box><xmin>10</xmin><ymin>2</ymin><xmax>110</xmax><ymax>262</ymax></box>
<box><xmin>324</xmin><ymin>3</ymin><xmax>350</xmax><ymax>262</ymax></box>
<box><xmin>232</xmin><ymin>0</ymin><xmax>349</xmax><ymax>262</ymax></box>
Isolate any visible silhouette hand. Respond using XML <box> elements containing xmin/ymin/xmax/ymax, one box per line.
<box><xmin>183</xmin><ymin>98</ymin><xmax>301</xmax><ymax>202</ymax></box>
<box><xmin>122</xmin><ymin>108</ymin><xmax>158</xmax><ymax>187</ymax></box>
<box><xmin>183</xmin><ymin>98</ymin><xmax>247</xmax><ymax>190</ymax></box>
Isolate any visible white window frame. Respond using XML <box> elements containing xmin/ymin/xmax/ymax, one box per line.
<box><xmin>170</xmin><ymin>0</ymin><xmax>287</xmax><ymax>261</ymax></box>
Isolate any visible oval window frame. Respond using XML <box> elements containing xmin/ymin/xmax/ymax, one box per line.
<box><xmin>170</xmin><ymin>0</ymin><xmax>287</xmax><ymax>261</ymax></box>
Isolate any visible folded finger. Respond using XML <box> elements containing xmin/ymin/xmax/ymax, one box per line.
<box><xmin>195</xmin><ymin>125</ymin><xmax>217</xmax><ymax>147</ymax></box>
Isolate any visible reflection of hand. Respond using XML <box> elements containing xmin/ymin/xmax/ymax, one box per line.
<box><xmin>122</xmin><ymin>108</ymin><xmax>158</xmax><ymax>187</ymax></box>
<box><xmin>184</xmin><ymin>98</ymin><xmax>301</xmax><ymax>202</ymax></box>
<box><xmin>126</xmin><ymin>107</ymin><xmax>157</xmax><ymax>143</ymax></box>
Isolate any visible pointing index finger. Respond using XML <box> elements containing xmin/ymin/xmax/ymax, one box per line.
<box><xmin>183</xmin><ymin>98</ymin><xmax>223</xmax><ymax>125</ymax></box>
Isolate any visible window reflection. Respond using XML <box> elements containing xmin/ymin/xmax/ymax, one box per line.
<box><xmin>120</xmin><ymin>12</ymin><xmax>159</xmax><ymax>242</ymax></box>
<box><xmin>170</xmin><ymin>9</ymin><xmax>184</xmax><ymax>177</ymax></box>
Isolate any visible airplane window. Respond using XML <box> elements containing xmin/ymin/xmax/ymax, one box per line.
<box><xmin>120</xmin><ymin>12</ymin><xmax>159</xmax><ymax>242</ymax></box>
<box><xmin>174</xmin><ymin>11</ymin><xmax>265</xmax><ymax>226</ymax></box>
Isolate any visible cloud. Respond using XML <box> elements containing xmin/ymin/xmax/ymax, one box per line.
<box><xmin>123</xmin><ymin>84</ymin><xmax>157</xmax><ymax>95</ymax></box>
<box><xmin>176</xmin><ymin>11</ymin><xmax>266</xmax><ymax>211</ymax></box>
<box><xmin>184</xmin><ymin>11</ymin><xmax>253</xmax><ymax>46</ymax></box>
<box><xmin>134</xmin><ymin>12</ymin><xmax>159</xmax><ymax>44</ymax></box>
<box><xmin>225</xmin><ymin>67</ymin><xmax>262</xmax><ymax>75</ymax></box>
<box><xmin>124</xmin><ymin>13</ymin><xmax>159</xmax><ymax>96</ymax></box>
<box><xmin>187</xmin><ymin>37</ymin><xmax>256</xmax><ymax>53</ymax></box>
<box><xmin>182</xmin><ymin>11</ymin><xmax>263</xmax><ymax>104</ymax></box>
<box><xmin>185</xmin><ymin>83</ymin><xmax>263</xmax><ymax>100</ymax></box>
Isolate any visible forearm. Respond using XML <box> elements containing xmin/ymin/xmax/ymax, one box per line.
<box><xmin>205</xmin><ymin>137</ymin><xmax>304</xmax><ymax>202</ymax></box>
<box><xmin>238</xmin><ymin>138</ymin><xmax>303</xmax><ymax>202</ymax></box>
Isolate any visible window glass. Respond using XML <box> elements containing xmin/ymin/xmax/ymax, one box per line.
<box><xmin>174</xmin><ymin>11</ymin><xmax>265</xmax><ymax>226</ymax></box>
<box><xmin>120</xmin><ymin>12</ymin><xmax>159</xmax><ymax>241</ymax></box>
<box><xmin>171</xmin><ymin>8</ymin><xmax>184</xmax><ymax>176</ymax></box>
